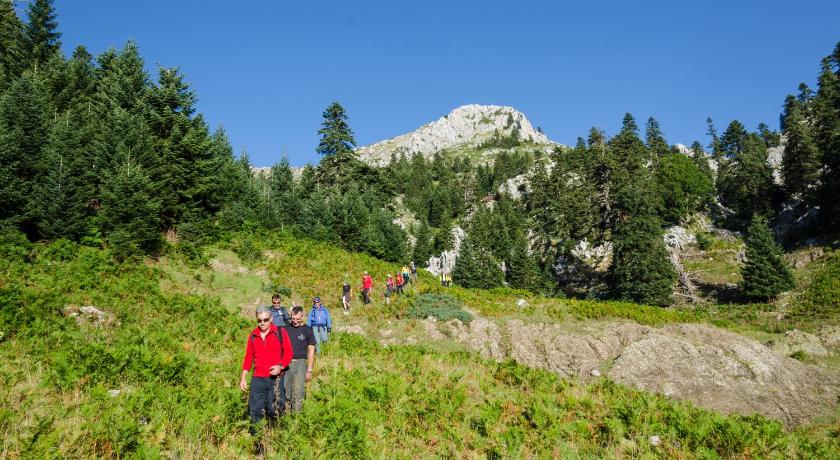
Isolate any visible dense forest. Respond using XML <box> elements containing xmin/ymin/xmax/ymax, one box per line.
<box><xmin>2</xmin><ymin>1</ymin><xmax>839</xmax><ymax>306</ymax></box>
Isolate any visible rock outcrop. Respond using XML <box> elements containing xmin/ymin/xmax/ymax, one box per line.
<box><xmin>357</xmin><ymin>105</ymin><xmax>552</xmax><ymax>166</ymax></box>
<box><xmin>435</xmin><ymin>317</ymin><xmax>840</xmax><ymax>427</ymax></box>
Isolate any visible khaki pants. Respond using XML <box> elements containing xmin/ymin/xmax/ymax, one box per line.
<box><xmin>284</xmin><ymin>359</ymin><xmax>307</xmax><ymax>413</ymax></box>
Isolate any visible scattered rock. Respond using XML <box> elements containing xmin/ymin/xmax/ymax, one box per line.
<box><xmin>422</xmin><ymin>318</ymin><xmax>445</xmax><ymax>341</ymax></box>
<box><xmin>108</xmin><ymin>389</ymin><xmax>120</xmax><ymax>398</ymax></box>
<box><xmin>209</xmin><ymin>259</ymin><xmax>248</xmax><ymax>274</ymax></box>
<box><xmin>590</xmin><ymin>369</ymin><xmax>601</xmax><ymax>378</ymax></box>
<box><xmin>649</xmin><ymin>435</ymin><xmax>661</xmax><ymax>447</ymax></box>
<box><xmin>568</xmin><ymin>239</ymin><xmax>612</xmax><ymax>272</ymax></box>
<box><xmin>768</xmin><ymin>330</ymin><xmax>829</xmax><ymax>357</ymax></box>
<box><xmin>63</xmin><ymin>305</ymin><xmax>118</xmax><ymax>327</ymax></box>
<box><xmin>516</xmin><ymin>298</ymin><xmax>528</xmax><ymax>307</ymax></box>
<box><xmin>334</xmin><ymin>325</ymin><xmax>364</xmax><ymax>335</ymax></box>
<box><xmin>254</xmin><ymin>269</ymin><xmax>267</xmax><ymax>277</ymax></box>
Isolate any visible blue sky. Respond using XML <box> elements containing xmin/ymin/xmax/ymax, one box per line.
<box><xmin>54</xmin><ymin>1</ymin><xmax>840</xmax><ymax>167</ymax></box>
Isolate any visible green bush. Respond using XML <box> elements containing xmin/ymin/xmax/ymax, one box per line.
<box><xmin>408</xmin><ymin>293</ymin><xmax>473</xmax><ymax>324</ymax></box>
<box><xmin>696</xmin><ymin>232</ymin><xmax>713</xmax><ymax>251</ymax></box>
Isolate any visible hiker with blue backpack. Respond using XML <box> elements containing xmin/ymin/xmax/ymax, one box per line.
<box><xmin>308</xmin><ymin>297</ymin><xmax>332</xmax><ymax>354</ymax></box>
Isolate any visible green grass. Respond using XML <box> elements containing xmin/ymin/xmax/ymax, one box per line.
<box><xmin>2</xmin><ymin>234</ymin><xmax>840</xmax><ymax>457</ymax></box>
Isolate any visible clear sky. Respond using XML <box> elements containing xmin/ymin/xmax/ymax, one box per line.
<box><xmin>53</xmin><ymin>0</ymin><xmax>840</xmax><ymax>167</ymax></box>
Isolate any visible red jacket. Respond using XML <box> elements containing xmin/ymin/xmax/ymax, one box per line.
<box><xmin>362</xmin><ymin>274</ymin><xmax>373</xmax><ymax>289</ymax></box>
<box><xmin>241</xmin><ymin>323</ymin><xmax>292</xmax><ymax>377</ymax></box>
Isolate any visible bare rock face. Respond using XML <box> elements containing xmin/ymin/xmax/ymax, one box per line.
<box><xmin>446</xmin><ymin>316</ymin><xmax>840</xmax><ymax>427</ymax></box>
<box><xmin>426</xmin><ymin>226</ymin><xmax>466</xmax><ymax>276</ymax></box>
<box><xmin>357</xmin><ymin>105</ymin><xmax>552</xmax><ymax>166</ymax></box>
<box><xmin>610</xmin><ymin>324</ymin><xmax>840</xmax><ymax>426</ymax></box>
<box><xmin>768</xmin><ymin>329</ymin><xmax>829</xmax><ymax>357</ymax></box>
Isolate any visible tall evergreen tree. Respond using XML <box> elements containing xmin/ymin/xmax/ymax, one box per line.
<box><xmin>781</xmin><ymin>94</ymin><xmax>821</xmax><ymax>204</ymax></box>
<box><xmin>645</xmin><ymin>116</ymin><xmax>669</xmax><ymax>159</ymax></box>
<box><xmin>506</xmin><ymin>231</ymin><xmax>543</xmax><ymax>292</ymax></box>
<box><xmin>22</xmin><ymin>0</ymin><xmax>60</xmax><ymax>71</ymax></box>
<box><xmin>452</xmin><ymin>238</ymin><xmax>504</xmax><ymax>289</ymax></box>
<box><xmin>412</xmin><ymin>219</ymin><xmax>433</xmax><ymax>267</ymax></box>
<box><xmin>720</xmin><ymin>120</ymin><xmax>748</xmax><ymax>158</ymax></box>
<box><xmin>99</xmin><ymin>160</ymin><xmax>162</xmax><ymax>259</ymax></box>
<box><xmin>29</xmin><ymin>111</ymin><xmax>95</xmax><ymax>240</ymax></box>
<box><xmin>315</xmin><ymin>102</ymin><xmax>360</xmax><ymax>188</ymax></box>
<box><xmin>0</xmin><ymin>73</ymin><xmax>49</xmax><ymax>233</ymax></box>
<box><xmin>608</xmin><ymin>179</ymin><xmax>676</xmax><ymax>306</ymax></box>
<box><xmin>718</xmin><ymin>133</ymin><xmax>775</xmax><ymax>221</ymax></box>
<box><xmin>0</xmin><ymin>0</ymin><xmax>25</xmax><ymax>86</ymax></box>
<box><xmin>740</xmin><ymin>216</ymin><xmax>794</xmax><ymax>301</ymax></box>
<box><xmin>706</xmin><ymin>117</ymin><xmax>723</xmax><ymax>160</ymax></box>
<box><xmin>814</xmin><ymin>44</ymin><xmax>840</xmax><ymax>230</ymax></box>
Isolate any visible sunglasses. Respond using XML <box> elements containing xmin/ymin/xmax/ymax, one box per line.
<box><xmin>257</xmin><ymin>318</ymin><xmax>271</xmax><ymax>324</ymax></box>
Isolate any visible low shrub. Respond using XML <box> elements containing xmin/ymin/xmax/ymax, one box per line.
<box><xmin>408</xmin><ymin>293</ymin><xmax>473</xmax><ymax>324</ymax></box>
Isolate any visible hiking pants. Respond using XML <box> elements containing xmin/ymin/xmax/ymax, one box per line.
<box><xmin>284</xmin><ymin>359</ymin><xmax>308</xmax><ymax>413</ymax></box>
<box><xmin>248</xmin><ymin>375</ymin><xmax>283</xmax><ymax>426</ymax></box>
<box><xmin>313</xmin><ymin>326</ymin><xmax>329</xmax><ymax>354</ymax></box>
<box><xmin>362</xmin><ymin>288</ymin><xmax>371</xmax><ymax>304</ymax></box>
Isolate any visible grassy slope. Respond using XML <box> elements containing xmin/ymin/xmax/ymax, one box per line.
<box><xmin>1</xmin><ymin>235</ymin><xmax>839</xmax><ymax>458</ymax></box>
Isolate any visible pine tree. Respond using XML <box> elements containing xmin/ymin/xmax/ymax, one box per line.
<box><xmin>781</xmin><ymin>94</ymin><xmax>821</xmax><ymax>204</ymax></box>
<box><xmin>720</xmin><ymin>120</ymin><xmax>748</xmax><ymax>158</ymax></box>
<box><xmin>146</xmin><ymin>66</ymin><xmax>214</xmax><ymax>228</ymax></box>
<box><xmin>645</xmin><ymin>116</ymin><xmax>669</xmax><ymax>159</ymax></box>
<box><xmin>412</xmin><ymin>219</ymin><xmax>433</xmax><ymax>267</ymax></box>
<box><xmin>0</xmin><ymin>0</ymin><xmax>25</xmax><ymax>86</ymax></box>
<box><xmin>740</xmin><ymin>215</ymin><xmax>794</xmax><ymax>301</ymax></box>
<box><xmin>608</xmin><ymin>178</ymin><xmax>676</xmax><ymax>306</ymax></box>
<box><xmin>814</xmin><ymin>44</ymin><xmax>840</xmax><ymax>230</ymax></box>
<box><xmin>689</xmin><ymin>141</ymin><xmax>714</xmax><ymax>184</ymax></box>
<box><xmin>655</xmin><ymin>152</ymin><xmax>714</xmax><ymax>225</ymax></box>
<box><xmin>315</xmin><ymin>102</ymin><xmax>360</xmax><ymax>188</ymax></box>
<box><xmin>0</xmin><ymin>73</ymin><xmax>49</xmax><ymax>232</ymax></box>
<box><xmin>30</xmin><ymin>111</ymin><xmax>95</xmax><ymax>240</ymax></box>
<box><xmin>22</xmin><ymin>0</ymin><xmax>61</xmax><ymax>71</ymax></box>
<box><xmin>452</xmin><ymin>238</ymin><xmax>504</xmax><ymax>289</ymax></box>
<box><xmin>99</xmin><ymin>161</ymin><xmax>162</xmax><ymax>259</ymax></box>
<box><xmin>706</xmin><ymin>117</ymin><xmax>723</xmax><ymax>160</ymax></box>
<box><xmin>506</xmin><ymin>231</ymin><xmax>543</xmax><ymax>292</ymax></box>
<box><xmin>717</xmin><ymin>133</ymin><xmax>775</xmax><ymax>222</ymax></box>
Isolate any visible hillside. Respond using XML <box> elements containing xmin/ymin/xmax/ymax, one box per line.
<box><xmin>3</xmin><ymin>233</ymin><xmax>840</xmax><ymax>458</ymax></box>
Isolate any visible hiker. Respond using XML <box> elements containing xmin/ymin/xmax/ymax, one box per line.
<box><xmin>385</xmin><ymin>274</ymin><xmax>395</xmax><ymax>304</ymax></box>
<box><xmin>342</xmin><ymin>282</ymin><xmax>352</xmax><ymax>310</ymax></box>
<box><xmin>269</xmin><ymin>293</ymin><xmax>291</xmax><ymax>327</ymax></box>
<box><xmin>410</xmin><ymin>261</ymin><xmax>417</xmax><ymax>282</ymax></box>
<box><xmin>308</xmin><ymin>297</ymin><xmax>332</xmax><ymax>354</ymax></box>
<box><xmin>401</xmin><ymin>264</ymin><xmax>411</xmax><ymax>285</ymax></box>
<box><xmin>240</xmin><ymin>306</ymin><xmax>293</xmax><ymax>431</ymax></box>
<box><xmin>361</xmin><ymin>271</ymin><xmax>373</xmax><ymax>304</ymax></box>
<box><xmin>283</xmin><ymin>306</ymin><xmax>316</xmax><ymax>413</ymax></box>
<box><xmin>396</xmin><ymin>272</ymin><xmax>405</xmax><ymax>295</ymax></box>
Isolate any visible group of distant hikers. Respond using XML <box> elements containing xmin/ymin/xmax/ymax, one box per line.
<box><xmin>239</xmin><ymin>264</ymin><xmax>421</xmax><ymax>452</ymax></box>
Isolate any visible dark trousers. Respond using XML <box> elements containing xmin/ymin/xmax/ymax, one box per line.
<box><xmin>362</xmin><ymin>288</ymin><xmax>371</xmax><ymax>304</ymax></box>
<box><xmin>248</xmin><ymin>375</ymin><xmax>284</xmax><ymax>428</ymax></box>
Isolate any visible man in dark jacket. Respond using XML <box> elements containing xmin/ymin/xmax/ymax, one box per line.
<box><xmin>283</xmin><ymin>306</ymin><xmax>316</xmax><ymax>413</ymax></box>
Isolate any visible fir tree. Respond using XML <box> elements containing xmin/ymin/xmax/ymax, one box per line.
<box><xmin>781</xmin><ymin>94</ymin><xmax>821</xmax><ymax>204</ymax></box>
<box><xmin>655</xmin><ymin>152</ymin><xmax>714</xmax><ymax>225</ymax></box>
<box><xmin>315</xmin><ymin>102</ymin><xmax>360</xmax><ymax>188</ymax></box>
<box><xmin>30</xmin><ymin>111</ymin><xmax>95</xmax><ymax>240</ymax></box>
<box><xmin>0</xmin><ymin>73</ymin><xmax>49</xmax><ymax>232</ymax></box>
<box><xmin>412</xmin><ymin>220</ymin><xmax>433</xmax><ymax>267</ymax></box>
<box><xmin>645</xmin><ymin>116</ymin><xmax>669</xmax><ymax>159</ymax></box>
<box><xmin>706</xmin><ymin>117</ymin><xmax>723</xmax><ymax>160</ymax></box>
<box><xmin>608</xmin><ymin>179</ymin><xmax>676</xmax><ymax>306</ymax></box>
<box><xmin>506</xmin><ymin>231</ymin><xmax>543</xmax><ymax>292</ymax></box>
<box><xmin>720</xmin><ymin>120</ymin><xmax>748</xmax><ymax>158</ymax></box>
<box><xmin>99</xmin><ymin>160</ymin><xmax>162</xmax><ymax>259</ymax></box>
<box><xmin>22</xmin><ymin>0</ymin><xmax>61</xmax><ymax>71</ymax></box>
<box><xmin>452</xmin><ymin>238</ymin><xmax>504</xmax><ymax>289</ymax></box>
<box><xmin>717</xmin><ymin>133</ymin><xmax>775</xmax><ymax>222</ymax></box>
<box><xmin>0</xmin><ymin>0</ymin><xmax>25</xmax><ymax>86</ymax></box>
<box><xmin>740</xmin><ymin>216</ymin><xmax>794</xmax><ymax>301</ymax></box>
<box><xmin>814</xmin><ymin>44</ymin><xmax>840</xmax><ymax>230</ymax></box>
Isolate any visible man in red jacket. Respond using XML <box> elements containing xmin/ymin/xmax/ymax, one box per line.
<box><xmin>240</xmin><ymin>306</ymin><xmax>293</xmax><ymax>428</ymax></box>
<box><xmin>361</xmin><ymin>271</ymin><xmax>373</xmax><ymax>304</ymax></box>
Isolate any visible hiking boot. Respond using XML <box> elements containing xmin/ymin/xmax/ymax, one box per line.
<box><xmin>253</xmin><ymin>441</ymin><xmax>266</xmax><ymax>456</ymax></box>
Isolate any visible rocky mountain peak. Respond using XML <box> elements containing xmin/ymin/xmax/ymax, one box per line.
<box><xmin>357</xmin><ymin>104</ymin><xmax>552</xmax><ymax>166</ymax></box>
